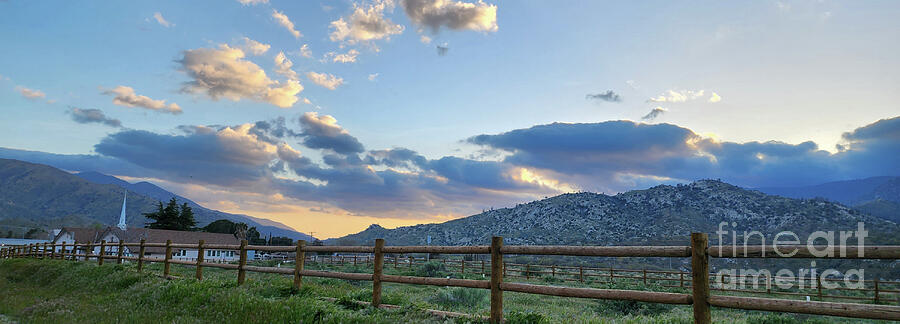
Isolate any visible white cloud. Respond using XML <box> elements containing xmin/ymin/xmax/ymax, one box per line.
<box><xmin>274</xmin><ymin>52</ymin><xmax>298</xmax><ymax>81</ymax></box>
<box><xmin>237</xmin><ymin>37</ymin><xmax>270</xmax><ymax>56</ymax></box>
<box><xmin>419</xmin><ymin>35</ymin><xmax>432</xmax><ymax>44</ymax></box>
<box><xmin>101</xmin><ymin>86</ymin><xmax>182</xmax><ymax>114</ymax></box>
<box><xmin>153</xmin><ymin>12</ymin><xmax>174</xmax><ymax>28</ymax></box>
<box><xmin>178</xmin><ymin>44</ymin><xmax>303</xmax><ymax>108</ymax></box>
<box><xmin>324</xmin><ymin>49</ymin><xmax>360</xmax><ymax>63</ymax></box>
<box><xmin>299</xmin><ymin>44</ymin><xmax>313</xmax><ymax>58</ymax></box>
<box><xmin>402</xmin><ymin>0</ymin><xmax>498</xmax><ymax>34</ymax></box>
<box><xmin>306</xmin><ymin>72</ymin><xmax>344</xmax><ymax>90</ymax></box>
<box><xmin>237</xmin><ymin>0</ymin><xmax>268</xmax><ymax>5</ymax></box>
<box><xmin>648</xmin><ymin>89</ymin><xmax>708</xmax><ymax>103</ymax></box>
<box><xmin>272</xmin><ymin>9</ymin><xmax>302</xmax><ymax>38</ymax></box>
<box><xmin>329</xmin><ymin>0</ymin><xmax>403</xmax><ymax>47</ymax></box>
<box><xmin>16</xmin><ymin>86</ymin><xmax>46</xmax><ymax>100</ymax></box>
<box><xmin>368</xmin><ymin>73</ymin><xmax>379</xmax><ymax>81</ymax></box>
<box><xmin>708</xmin><ymin>92</ymin><xmax>722</xmax><ymax>103</ymax></box>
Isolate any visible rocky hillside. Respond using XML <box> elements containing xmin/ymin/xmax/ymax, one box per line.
<box><xmin>334</xmin><ymin>180</ymin><xmax>900</xmax><ymax>246</ymax></box>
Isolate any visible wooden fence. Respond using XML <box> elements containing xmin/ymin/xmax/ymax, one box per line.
<box><xmin>301</xmin><ymin>255</ymin><xmax>900</xmax><ymax>304</ymax></box>
<box><xmin>3</xmin><ymin>234</ymin><xmax>900</xmax><ymax>323</ymax></box>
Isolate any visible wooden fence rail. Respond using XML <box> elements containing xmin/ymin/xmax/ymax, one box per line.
<box><xmin>3</xmin><ymin>237</ymin><xmax>900</xmax><ymax>323</ymax></box>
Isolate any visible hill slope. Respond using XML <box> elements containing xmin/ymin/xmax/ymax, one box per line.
<box><xmin>0</xmin><ymin>159</ymin><xmax>313</xmax><ymax>241</ymax></box>
<box><xmin>334</xmin><ymin>180</ymin><xmax>900</xmax><ymax>246</ymax></box>
<box><xmin>74</xmin><ymin>171</ymin><xmax>311</xmax><ymax>240</ymax></box>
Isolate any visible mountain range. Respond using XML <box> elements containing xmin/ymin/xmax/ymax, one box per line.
<box><xmin>0</xmin><ymin>158</ymin><xmax>314</xmax><ymax>241</ymax></box>
<box><xmin>756</xmin><ymin>176</ymin><xmax>900</xmax><ymax>223</ymax></box>
<box><xmin>333</xmin><ymin>180</ymin><xmax>900</xmax><ymax>247</ymax></box>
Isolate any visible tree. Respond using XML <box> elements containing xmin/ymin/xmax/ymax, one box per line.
<box><xmin>24</xmin><ymin>228</ymin><xmax>45</xmax><ymax>239</ymax></box>
<box><xmin>203</xmin><ymin>219</ymin><xmax>237</xmax><ymax>234</ymax></box>
<box><xmin>247</xmin><ymin>227</ymin><xmax>266</xmax><ymax>245</ymax></box>
<box><xmin>178</xmin><ymin>203</ymin><xmax>196</xmax><ymax>230</ymax></box>
<box><xmin>268</xmin><ymin>236</ymin><xmax>293</xmax><ymax>246</ymax></box>
<box><xmin>144</xmin><ymin>198</ymin><xmax>196</xmax><ymax>231</ymax></box>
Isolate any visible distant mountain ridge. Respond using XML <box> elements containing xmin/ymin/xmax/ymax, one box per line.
<box><xmin>0</xmin><ymin>159</ymin><xmax>314</xmax><ymax>241</ymax></box>
<box><xmin>756</xmin><ymin>176</ymin><xmax>900</xmax><ymax>223</ymax></box>
<box><xmin>756</xmin><ymin>176</ymin><xmax>900</xmax><ymax>205</ymax></box>
<box><xmin>333</xmin><ymin>180</ymin><xmax>900</xmax><ymax>247</ymax></box>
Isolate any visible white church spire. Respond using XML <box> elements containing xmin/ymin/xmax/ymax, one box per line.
<box><xmin>117</xmin><ymin>191</ymin><xmax>127</xmax><ymax>230</ymax></box>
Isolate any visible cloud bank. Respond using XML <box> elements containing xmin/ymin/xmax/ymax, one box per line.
<box><xmin>4</xmin><ymin>113</ymin><xmax>898</xmax><ymax>221</ymax></box>
<box><xmin>102</xmin><ymin>86</ymin><xmax>182</xmax><ymax>114</ymax></box>
<box><xmin>178</xmin><ymin>44</ymin><xmax>303</xmax><ymax>108</ymax></box>
<box><xmin>402</xmin><ymin>0</ymin><xmax>498</xmax><ymax>34</ymax></box>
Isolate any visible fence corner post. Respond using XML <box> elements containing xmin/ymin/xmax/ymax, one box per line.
<box><xmin>490</xmin><ymin>236</ymin><xmax>504</xmax><ymax>324</ymax></box>
<box><xmin>196</xmin><ymin>240</ymin><xmax>205</xmax><ymax>280</ymax></box>
<box><xmin>373</xmin><ymin>238</ymin><xmax>385</xmax><ymax>307</ymax></box>
<box><xmin>164</xmin><ymin>239</ymin><xmax>172</xmax><ymax>277</ymax></box>
<box><xmin>117</xmin><ymin>240</ymin><xmax>124</xmax><ymax>264</ymax></box>
<box><xmin>237</xmin><ymin>239</ymin><xmax>248</xmax><ymax>285</ymax></box>
<box><xmin>137</xmin><ymin>239</ymin><xmax>146</xmax><ymax>272</ymax></box>
<box><xmin>294</xmin><ymin>240</ymin><xmax>306</xmax><ymax>290</ymax></box>
<box><xmin>98</xmin><ymin>240</ymin><xmax>106</xmax><ymax>266</ymax></box>
<box><xmin>691</xmin><ymin>232</ymin><xmax>711</xmax><ymax>324</ymax></box>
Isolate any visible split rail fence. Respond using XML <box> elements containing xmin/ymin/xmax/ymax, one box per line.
<box><xmin>3</xmin><ymin>234</ymin><xmax>900</xmax><ymax>323</ymax></box>
<box><xmin>304</xmin><ymin>255</ymin><xmax>900</xmax><ymax>304</ymax></box>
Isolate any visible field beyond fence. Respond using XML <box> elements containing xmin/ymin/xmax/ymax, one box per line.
<box><xmin>3</xmin><ymin>233</ymin><xmax>900</xmax><ymax>323</ymax></box>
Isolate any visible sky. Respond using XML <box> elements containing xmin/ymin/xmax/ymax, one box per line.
<box><xmin>1</xmin><ymin>0</ymin><xmax>898</xmax><ymax>238</ymax></box>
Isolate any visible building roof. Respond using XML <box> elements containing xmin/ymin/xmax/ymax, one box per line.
<box><xmin>52</xmin><ymin>227</ymin><xmax>103</xmax><ymax>244</ymax></box>
<box><xmin>99</xmin><ymin>227</ymin><xmax>241</xmax><ymax>253</ymax></box>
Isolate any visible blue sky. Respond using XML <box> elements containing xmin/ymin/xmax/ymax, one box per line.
<box><xmin>1</xmin><ymin>0</ymin><xmax>898</xmax><ymax>237</ymax></box>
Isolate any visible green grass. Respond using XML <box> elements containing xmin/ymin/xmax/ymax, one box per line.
<box><xmin>0</xmin><ymin>259</ymin><xmax>895</xmax><ymax>323</ymax></box>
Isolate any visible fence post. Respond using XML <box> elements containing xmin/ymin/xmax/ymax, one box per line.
<box><xmin>691</xmin><ymin>233</ymin><xmax>711</xmax><ymax>324</ymax></box>
<box><xmin>461</xmin><ymin>259</ymin><xmax>466</xmax><ymax>275</ymax></box>
<box><xmin>137</xmin><ymin>239</ymin><xmax>146</xmax><ymax>272</ymax></box>
<box><xmin>551</xmin><ymin>265</ymin><xmax>556</xmax><ymax>278</ymax></box>
<box><xmin>196</xmin><ymin>240</ymin><xmax>205</xmax><ymax>280</ymax></box>
<box><xmin>490</xmin><ymin>236</ymin><xmax>503</xmax><ymax>324</ymax></box>
<box><xmin>525</xmin><ymin>264</ymin><xmax>530</xmax><ymax>280</ymax></box>
<box><xmin>373</xmin><ymin>239</ymin><xmax>385</xmax><ymax>307</ymax></box>
<box><xmin>98</xmin><ymin>240</ymin><xmax>107</xmax><ymax>266</ymax></box>
<box><xmin>643</xmin><ymin>269</ymin><xmax>647</xmax><ymax>285</ymax></box>
<box><xmin>294</xmin><ymin>240</ymin><xmax>306</xmax><ymax>290</ymax></box>
<box><xmin>117</xmin><ymin>240</ymin><xmax>124</xmax><ymax>264</ymax></box>
<box><xmin>163</xmin><ymin>239</ymin><xmax>173</xmax><ymax>277</ymax></box>
<box><xmin>237</xmin><ymin>240</ymin><xmax>248</xmax><ymax>285</ymax></box>
<box><xmin>482</xmin><ymin>260</ymin><xmax>486</xmax><ymax>275</ymax></box>
<box><xmin>817</xmin><ymin>275</ymin><xmax>823</xmax><ymax>300</ymax></box>
<box><xmin>680</xmin><ymin>272</ymin><xmax>685</xmax><ymax>288</ymax></box>
<box><xmin>408</xmin><ymin>256</ymin><xmax>413</xmax><ymax>269</ymax></box>
<box><xmin>41</xmin><ymin>242</ymin><xmax>47</xmax><ymax>259</ymax></box>
<box><xmin>394</xmin><ymin>255</ymin><xmax>399</xmax><ymax>268</ymax></box>
<box><xmin>580</xmin><ymin>266</ymin><xmax>584</xmax><ymax>283</ymax></box>
<box><xmin>874</xmin><ymin>279</ymin><xmax>880</xmax><ymax>304</ymax></box>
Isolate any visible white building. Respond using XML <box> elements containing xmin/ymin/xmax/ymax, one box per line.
<box><xmin>53</xmin><ymin>227</ymin><xmax>248</xmax><ymax>262</ymax></box>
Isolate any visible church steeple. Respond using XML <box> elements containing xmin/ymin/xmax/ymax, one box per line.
<box><xmin>117</xmin><ymin>191</ymin><xmax>127</xmax><ymax>231</ymax></box>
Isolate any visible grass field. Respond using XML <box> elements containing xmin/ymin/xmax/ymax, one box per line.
<box><xmin>0</xmin><ymin>258</ymin><xmax>895</xmax><ymax>323</ymax></box>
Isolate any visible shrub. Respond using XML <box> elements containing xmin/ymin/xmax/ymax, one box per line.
<box><xmin>595</xmin><ymin>299</ymin><xmax>673</xmax><ymax>316</ymax></box>
<box><xmin>415</xmin><ymin>261</ymin><xmax>448</xmax><ymax>278</ymax></box>
<box><xmin>506</xmin><ymin>311</ymin><xmax>548</xmax><ymax>324</ymax></box>
<box><xmin>427</xmin><ymin>287</ymin><xmax>488</xmax><ymax>309</ymax></box>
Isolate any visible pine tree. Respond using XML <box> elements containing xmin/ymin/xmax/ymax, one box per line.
<box><xmin>144</xmin><ymin>198</ymin><xmax>196</xmax><ymax>231</ymax></box>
